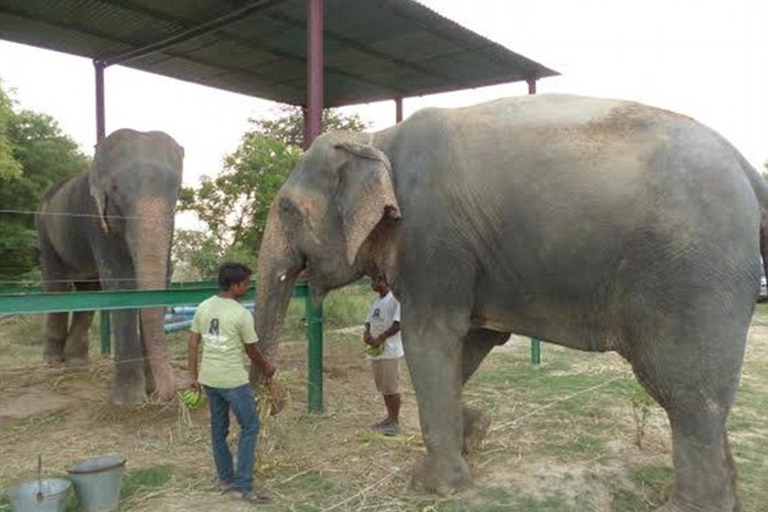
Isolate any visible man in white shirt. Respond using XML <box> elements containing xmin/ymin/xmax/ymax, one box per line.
<box><xmin>364</xmin><ymin>275</ymin><xmax>403</xmax><ymax>436</ymax></box>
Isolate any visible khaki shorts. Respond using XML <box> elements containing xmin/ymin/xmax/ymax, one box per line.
<box><xmin>371</xmin><ymin>358</ymin><xmax>401</xmax><ymax>395</ymax></box>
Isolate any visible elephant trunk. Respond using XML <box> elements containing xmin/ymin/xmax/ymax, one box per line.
<box><xmin>253</xmin><ymin>206</ymin><xmax>302</xmax><ymax>383</ymax></box>
<box><xmin>129</xmin><ymin>196</ymin><xmax>176</xmax><ymax>400</ymax></box>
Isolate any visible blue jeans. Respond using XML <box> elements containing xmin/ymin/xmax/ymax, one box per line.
<box><xmin>203</xmin><ymin>384</ymin><xmax>260</xmax><ymax>493</ymax></box>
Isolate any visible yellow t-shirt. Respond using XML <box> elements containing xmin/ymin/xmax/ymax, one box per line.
<box><xmin>191</xmin><ymin>296</ymin><xmax>257</xmax><ymax>389</ymax></box>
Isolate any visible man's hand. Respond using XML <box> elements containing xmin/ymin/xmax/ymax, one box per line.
<box><xmin>363</xmin><ymin>330</ymin><xmax>374</xmax><ymax>346</ymax></box>
<box><xmin>245</xmin><ymin>343</ymin><xmax>277</xmax><ymax>380</ymax></box>
<box><xmin>189</xmin><ymin>377</ymin><xmax>201</xmax><ymax>393</ymax></box>
<box><xmin>262</xmin><ymin>358</ymin><xmax>277</xmax><ymax>380</ymax></box>
<box><xmin>372</xmin><ymin>336</ymin><xmax>386</xmax><ymax>348</ymax></box>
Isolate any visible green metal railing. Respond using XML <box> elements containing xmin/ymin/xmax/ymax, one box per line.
<box><xmin>0</xmin><ymin>280</ymin><xmax>326</xmax><ymax>413</ymax></box>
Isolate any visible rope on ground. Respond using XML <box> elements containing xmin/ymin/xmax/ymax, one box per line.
<box><xmin>489</xmin><ymin>375</ymin><xmax>629</xmax><ymax>433</ymax></box>
<box><xmin>320</xmin><ymin>466</ymin><xmax>402</xmax><ymax>512</ymax></box>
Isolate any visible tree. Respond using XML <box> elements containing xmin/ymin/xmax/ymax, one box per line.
<box><xmin>175</xmin><ymin>105</ymin><xmax>369</xmax><ymax>279</ymax></box>
<box><xmin>0</xmin><ymin>81</ymin><xmax>90</xmax><ymax>279</ymax></box>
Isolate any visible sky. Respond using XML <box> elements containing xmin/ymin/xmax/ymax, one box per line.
<box><xmin>1</xmin><ymin>0</ymin><xmax>766</xmax><ymax>217</ymax></box>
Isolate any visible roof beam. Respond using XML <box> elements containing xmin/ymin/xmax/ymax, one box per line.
<box><xmin>0</xmin><ymin>4</ymin><xmax>292</xmax><ymax>92</ymax></box>
<box><xmin>100</xmin><ymin>0</ymin><xmax>290</xmax><ymax>66</ymax></box>
<box><xmin>263</xmin><ymin>10</ymin><xmax>454</xmax><ymax>84</ymax></box>
<box><xmin>382</xmin><ymin>0</ymin><xmax>551</xmax><ymax>80</ymax></box>
<box><xmin>94</xmin><ymin>0</ymin><xmax>410</xmax><ymax>99</ymax></box>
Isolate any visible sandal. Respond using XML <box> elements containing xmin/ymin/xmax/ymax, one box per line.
<box><xmin>225</xmin><ymin>489</ymin><xmax>271</xmax><ymax>504</ymax></box>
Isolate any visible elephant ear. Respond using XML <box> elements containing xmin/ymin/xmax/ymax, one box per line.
<box><xmin>88</xmin><ymin>152</ymin><xmax>110</xmax><ymax>233</ymax></box>
<box><xmin>334</xmin><ymin>142</ymin><xmax>401</xmax><ymax>265</ymax></box>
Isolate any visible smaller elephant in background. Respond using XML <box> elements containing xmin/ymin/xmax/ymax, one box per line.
<box><xmin>35</xmin><ymin>129</ymin><xmax>183</xmax><ymax>404</ymax></box>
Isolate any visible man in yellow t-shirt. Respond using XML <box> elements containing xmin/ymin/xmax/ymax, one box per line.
<box><xmin>188</xmin><ymin>263</ymin><xmax>276</xmax><ymax>504</ymax></box>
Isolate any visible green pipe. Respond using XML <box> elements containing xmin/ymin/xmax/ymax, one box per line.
<box><xmin>100</xmin><ymin>310</ymin><xmax>111</xmax><ymax>355</ymax></box>
<box><xmin>531</xmin><ymin>338</ymin><xmax>542</xmax><ymax>365</ymax></box>
<box><xmin>306</xmin><ymin>288</ymin><xmax>324</xmax><ymax>413</ymax></box>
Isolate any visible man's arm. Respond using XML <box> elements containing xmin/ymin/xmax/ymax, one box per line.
<box><xmin>363</xmin><ymin>322</ymin><xmax>374</xmax><ymax>345</ymax></box>
<box><xmin>188</xmin><ymin>332</ymin><xmax>202</xmax><ymax>391</ymax></box>
<box><xmin>245</xmin><ymin>343</ymin><xmax>277</xmax><ymax>379</ymax></box>
<box><xmin>374</xmin><ymin>321</ymin><xmax>401</xmax><ymax>347</ymax></box>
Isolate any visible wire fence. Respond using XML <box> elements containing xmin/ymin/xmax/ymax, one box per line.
<box><xmin>1</xmin><ymin>207</ymin><xmax>183</xmax><ymax>287</ymax></box>
<box><xmin>0</xmin><ymin>208</ymin><xmax>176</xmax><ymax>223</ymax></box>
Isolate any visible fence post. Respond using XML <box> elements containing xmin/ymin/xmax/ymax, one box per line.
<box><xmin>100</xmin><ymin>310</ymin><xmax>111</xmax><ymax>355</ymax></box>
<box><xmin>306</xmin><ymin>287</ymin><xmax>324</xmax><ymax>413</ymax></box>
<box><xmin>531</xmin><ymin>338</ymin><xmax>541</xmax><ymax>365</ymax></box>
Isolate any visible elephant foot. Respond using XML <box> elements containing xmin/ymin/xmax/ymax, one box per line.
<box><xmin>110</xmin><ymin>383</ymin><xmax>147</xmax><ymax>405</ymax></box>
<box><xmin>411</xmin><ymin>453</ymin><xmax>471</xmax><ymax>495</ymax></box>
<box><xmin>43</xmin><ymin>352</ymin><xmax>65</xmax><ymax>366</ymax></box>
<box><xmin>654</xmin><ymin>495</ymin><xmax>738</xmax><ymax>512</ymax></box>
<box><xmin>112</xmin><ymin>365</ymin><xmax>147</xmax><ymax>405</ymax></box>
<box><xmin>462</xmin><ymin>406</ymin><xmax>492</xmax><ymax>456</ymax></box>
<box><xmin>64</xmin><ymin>357</ymin><xmax>89</xmax><ymax>370</ymax></box>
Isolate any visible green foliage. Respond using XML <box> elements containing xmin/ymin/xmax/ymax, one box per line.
<box><xmin>0</xmin><ymin>81</ymin><xmax>89</xmax><ymax>279</ymax></box>
<box><xmin>121</xmin><ymin>465</ymin><xmax>173</xmax><ymax>502</ymax></box>
<box><xmin>176</xmin><ymin>106</ymin><xmax>369</xmax><ymax>279</ymax></box>
<box><xmin>0</xmin><ymin>86</ymin><xmax>21</xmax><ymax>181</ymax></box>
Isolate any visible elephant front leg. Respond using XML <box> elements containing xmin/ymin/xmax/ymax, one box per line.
<box><xmin>110</xmin><ymin>308</ymin><xmax>147</xmax><ymax>404</ymax></box>
<box><xmin>404</xmin><ymin>309</ymin><xmax>471</xmax><ymax>493</ymax></box>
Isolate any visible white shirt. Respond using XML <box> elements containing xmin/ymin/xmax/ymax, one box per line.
<box><xmin>365</xmin><ymin>291</ymin><xmax>403</xmax><ymax>359</ymax></box>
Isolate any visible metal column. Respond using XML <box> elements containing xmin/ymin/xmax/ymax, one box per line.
<box><xmin>527</xmin><ymin>76</ymin><xmax>541</xmax><ymax>365</ymax></box>
<box><xmin>305</xmin><ymin>0</ymin><xmax>325</xmax><ymax>412</ymax></box>
<box><xmin>395</xmin><ymin>97</ymin><xmax>403</xmax><ymax>123</ymax></box>
<box><xmin>94</xmin><ymin>61</ymin><xmax>106</xmax><ymax>143</ymax></box>
<box><xmin>527</xmin><ymin>78</ymin><xmax>537</xmax><ymax>95</ymax></box>
<box><xmin>100</xmin><ymin>310</ymin><xmax>111</xmax><ymax>355</ymax></box>
<box><xmin>95</xmin><ymin>59</ymin><xmax>111</xmax><ymax>355</ymax></box>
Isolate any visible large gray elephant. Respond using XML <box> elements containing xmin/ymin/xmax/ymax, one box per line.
<box><xmin>254</xmin><ymin>94</ymin><xmax>767</xmax><ymax>511</ymax></box>
<box><xmin>36</xmin><ymin>129</ymin><xmax>183</xmax><ymax>404</ymax></box>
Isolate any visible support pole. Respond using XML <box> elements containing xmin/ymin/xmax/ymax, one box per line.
<box><xmin>94</xmin><ymin>61</ymin><xmax>106</xmax><ymax>143</ymax></box>
<box><xmin>95</xmin><ymin>60</ymin><xmax>109</xmax><ymax>356</ymax></box>
<box><xmin>531</xmin><ymin>338</ymin><xmax>542</xmax><ymax>366</ymax></box>
<box><xmin>395</xmin><ymin>97</ymin><xmax>403</xmax><ymax>124</ymax></box>
<box><xmin>306</xmin><ymin>292</ymin><xmax>324</xmax><ymax>413</ymax></box>
<box><xmin>527</xmin><ymin>77</ymin><xmax>537</xmax><ymax>95</ymax></box>
<box><xmin>527</xmin><ymin>77</ymin><xmax>540</xmax><ymax>365</ymax></box>
<box><xmin>100</xmin><ymin>310</ymin><xmax>111</xmax><ymax>355</ymax></box>
<box><xmin>305</xmin><ymin>0</ymin><xmax>325</xmax><ymax>412</ymax></box>
<box><xmin>305</xmin><ymin>0</ymin><xmax>323</xmax><ymax>150</ymax></box>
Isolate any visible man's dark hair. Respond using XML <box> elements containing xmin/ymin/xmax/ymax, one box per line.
<box><xmin>218</xmin><ymin>262</ymin><xmax>252</xmax><ymax>291</ymax></box>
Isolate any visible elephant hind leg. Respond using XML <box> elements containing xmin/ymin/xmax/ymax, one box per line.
<box><xmin>44</xmin><ymin>311</ymin><xmax>69</xmax><ymax>365</ymax></box>
<box><xmin>627</xmin><ymin>321</ymin><xmax>745</xmax><ymax>511</ymax></box>
<box><xmin>462</xmin><ymin>329</ymin><xmax>509</xmax><ymax>455</ymax></box>
<box><xmin>42</xmin><ymin>281</ymin><xmax>70</xmax><ymax>365</ymax></box>
<box><xmin>63</xmin><ymin>280</ymin><xmax>99</xmax><ymax>367</ymax></box>
<box><xmin>39</xmin><ymin>244</ymin><xmax>71</xmax><ymax>365</ymax></box>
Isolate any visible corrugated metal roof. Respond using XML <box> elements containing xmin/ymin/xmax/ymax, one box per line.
<box><xmin>0</xmin><ymin>0</ymin><xmax>558</xmax><ymax>107</ymax></box>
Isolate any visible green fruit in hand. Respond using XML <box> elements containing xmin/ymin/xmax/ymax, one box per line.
<box><xmin>365</xmin><ymin>345</ymin><xmax>384</xmax><ymax>357</ymax></box>
<box><xmin>179</xmin><ymin>388</ymin><xmax>207</xmax><ymax>408</ymax></box>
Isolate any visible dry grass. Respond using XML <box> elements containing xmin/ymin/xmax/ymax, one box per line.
<box><xmin>1</xmin><ymin>304</ymin><xmax>767</xmax><ymax>511</ymax></box>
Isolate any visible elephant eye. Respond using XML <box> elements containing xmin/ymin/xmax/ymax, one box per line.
<box><xmin>279</xmin><ymin>197</ymin><xmax>300</xmax><ymax>218</ymax></box>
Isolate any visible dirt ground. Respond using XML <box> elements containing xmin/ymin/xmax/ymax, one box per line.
<box><xmin>1</xmin><ymin>315</ymin><xmax>767</xmax><ymax>511</ymax></box>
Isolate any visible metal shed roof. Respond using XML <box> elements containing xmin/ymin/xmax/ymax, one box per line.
<box><xmin>0</xmin><ymin>0</ymin><xmax>558</xmax><ymax>108</ymax></box>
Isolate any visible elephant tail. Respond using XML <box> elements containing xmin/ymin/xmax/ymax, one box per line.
<box><xmin>740</xmin><ymin>156</ymin><xmax>768</xmax><ymax>279</ymax></box>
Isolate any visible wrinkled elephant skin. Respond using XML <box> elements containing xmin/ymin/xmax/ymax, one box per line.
<box><xmin>255</xmin><ymin>95</ymin><xmax>766</xmax><ymax>511</ymax></box>
<box><xmin>36</xmin><ymin>129</ymin><xmax>184</xmax><ymax>404</ymax></box>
